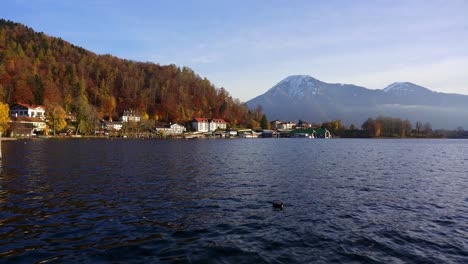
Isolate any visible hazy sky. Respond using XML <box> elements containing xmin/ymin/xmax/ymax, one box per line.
<box><xmin>2</xmin><ymin>0</ymin><xmax>468</xmax><ymax>101</ymax></box>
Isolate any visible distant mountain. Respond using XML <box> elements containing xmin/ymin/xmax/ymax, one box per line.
<box><xmin>383</xmin><ymin>82</ymin><xmax>432</xmax><ymax>94</ymax></box>
<box><xmin>246</xmin><ymin>75</ymin><xmax>468</xmax><ymax>129</ymax></box>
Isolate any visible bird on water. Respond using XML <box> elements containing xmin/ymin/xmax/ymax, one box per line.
<box><xmin>272</xmin><ymin>201</ymin><xmax>284</xmax><ymax>209</ymax></box>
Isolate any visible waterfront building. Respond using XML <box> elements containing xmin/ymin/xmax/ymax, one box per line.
<box><xmin>101</xmin><ymin>120</ymin><xmax>123</xmax><ymax>131</ymax></box>
<box><xmin>192</xmin><ymin>118</ymin><xmax>210</xmax><ymax>132</ymax></box>
<box><xmin>155</xmin><ymin>123</ymin><xmax>186</xmax><ymax>135</ymax></box>
<box><xmin>278</xmin><ymin>121</ymin><xmax>296</xmax><ymax>130</ymax></box>
<box><xmin>9</xmin><ymin>116</ymin><xmax>47</xmax><ymax>136</ymax></box>
<box><xmin>121</xmin><ymin>110</ymin><xmax>141</xmax><ymax>123</ymax></box>
<box><xmin>9</xmin><ymin>103</ymin><xmax>46</xmax><ymax>120</ymax></box>
<box><xmin>270</xmin><ymin>120</ymin><xmax>282</xmax><ymax>129</ymax></box>
<box><xmin>209</xmin><ymin>119</ymin><xmax>227</xmax><ymax>131</ymax></box>
<box><xmin>192</xmin><ymin>118</ymin><xmax>227</xmax><ymax>132</ymax></box>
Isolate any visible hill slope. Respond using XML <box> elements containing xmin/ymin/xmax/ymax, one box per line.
<box><xmin>0</xmin><ymin>19</ymin><xmax>258</xmax><ymax>127</ymax></box>
<box><xmin>247</xmin><ymin>75</ymin><xmax>468</xmax><ymax>128</ymax></box>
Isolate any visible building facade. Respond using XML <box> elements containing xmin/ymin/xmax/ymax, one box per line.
<box><xmin>9</xmin><ymin>116</ymin><xmax>47</xmax><ymax>136</ymax></box>
<box><xmin>209</xmin><ymin>119</ymin><xmax>227</xmax><ymax>131</ymax></box>
<box><xmin>278</xmin><ymin>121</ymin><xmax>296</xmax><ymax>130</ymax></box>
<box><xmin>121</xmin><ymin>110</ymin><xmax>141</xmax><ymax>123</ymax></box>
<box><xmin>192</xmin><ymin>118</ymin><xmax>210</xmax><ymax>132</ymax></box>
<box><xmin>9</xmin><ymin>103</ymin><xmax>45</xmax><ymax>120</ymax></box>
<box><xmin>192</xmin><ymin>118</ymin><xmax>227</xmax><ymax>132</ymax></box>
<box><xmin>101</xmin><ymin>120</ymin><xmax>123</xmax><ymax>131</ymax></box>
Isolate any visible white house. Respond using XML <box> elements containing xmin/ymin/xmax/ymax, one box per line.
<box><xmin>155</xmin><ymin>123</ymin><xmax>186</xmax><ymax>135</ymax></box>
<box><xmin>278</xmin><ymin>121</ymin><xmax>296</xmax><ymax>130</ymax></box>
<box><xmin>270</xmin><ymin>120</ymin><xmax>282</xmax><ymax>129</ymax></box>
<box><xmin>192</xmin><ymin>118</ymin><xmax>228</xmax><ymax>132</ymax></box>
<box><xmin>9</xmin><ymin>103</ymin><xmax>46</xmax><ymax>120</ymax></box>
<box><xmin>121</xmin><ymin>110</ymin><xmax>141</xmax><ymax>123</ymax></box>
<box><xmin>209</xmin><ymin>119</ymin><xmax>227</xmax><ymax>131</ymax></box>
<box><xmin>192</xmin><ymin>118</ymin><xmax>210</xmax><ymax>132</ymax></box>
<box><xmin>101</xmin><ymin>120</ymin><xmax>123</xmax><ymax>131</ymax></box>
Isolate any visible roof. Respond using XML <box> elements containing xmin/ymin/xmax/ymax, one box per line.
<box><xmin>193</xmin><ymin>117</ymin><xmax>209</xmax><ymax>122</ymax></box>
<box><xmin>122</xmin><ymin>110</ymin><xmax>139</xmax><ymax>116</ymax></box>
<box><xmin>170</xmin><ymin>123</ymin><xmax>185</xmax><ymax>127</ymax></box>
<box><xmin>211</xmin><ymin>119</ymin><xmax>226</xmax><ymax>123</ymax></box>
<box><xmin>193</xmin><ymin>118</ymin><xmax>227</xmax><ymax>123</ymax></box>
<box><xmin>13</xmin><ymin>103</ymin><xmax>45</xmax><ymax>110</ymax></box>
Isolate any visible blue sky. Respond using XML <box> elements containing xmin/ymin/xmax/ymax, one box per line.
<box><xmin>2</xmin><ymin>0</ymin><xmax>468</xmax><ymax>101</ymax></box>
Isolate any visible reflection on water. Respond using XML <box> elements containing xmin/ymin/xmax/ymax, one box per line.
<box><xmin>0</xmin><ymin>138</ymin><xmax>467</xmax><ymax>263</ymax></box>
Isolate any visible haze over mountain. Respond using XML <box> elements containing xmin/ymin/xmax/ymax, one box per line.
<box><xmin>246</xmin><ymin>75</ymin><xmax>468</xmax><ymax>129</ymax></box>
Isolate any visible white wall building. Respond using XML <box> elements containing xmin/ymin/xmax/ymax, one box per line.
<box><xmin>101</xmin><ymin>120</ymin><xmax>123</xmax><ymax>131</ymax></box>
<box><xmin>192</xmin><ymin>118</ymin><xmax>210</xmax><ymax>132</ymax></box>
<box><xmin>121</xmin><ymin>110</ymin><xmax>141</xmax><ymax>123</ymax></box>
<box><xmin>9</xmin><ymin>103</ymin><xmax>45</xmax><ymax>120</ymax></box>
<box><xmin>278</xmin><ymin>121</ymin><xmax>296</xmax><ymax>130</ymax></box>
<box><xmin>209</xmin><ymin>119</ymin><xmax>227</xmax><ymax>131</ymax></box>
<box><xmin>192</xmin><ymin>118</ymin><xmax>227</xmax><ymax>132</ymax></box>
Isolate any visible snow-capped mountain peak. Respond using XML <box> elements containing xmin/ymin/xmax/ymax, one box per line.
<box><xmin>268</xmin><ymin>75</ymin><xmax>324</xmax><ymax>98</ymax></box>
<box><xmin>246</xmin><ymin>75</ymin><xmax>468</xmax><ymax>129</ymax></box>
<box><xmin>383</xmin><ymin>82</ymin><xmax>433</xmax><ymax>95</ymax></box>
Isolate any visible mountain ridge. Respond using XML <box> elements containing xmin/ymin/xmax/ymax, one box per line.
<box><xmin>247</xmin><ymin>75</ymin><xmax>468</xmax><ymax>129</ymax></box>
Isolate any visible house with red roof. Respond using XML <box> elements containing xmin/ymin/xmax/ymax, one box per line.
<box><xmin>192</xmin><ymin>118</ymin><xmax>227</xmax><ymax>132</ymax></box>
<box><xmin>209</xmin><ymin>119</ymin><xmax>227</xmax><ymax>131</ymax></box>
<box><xmin>9</xmin><ymin>103</ymin><xmax>46</xmax><ymax>120</ymax></box>
<box><xmin>192</xmin><ymin>118</ymin><xmax>210</xmax><ymax>132</ymax></box>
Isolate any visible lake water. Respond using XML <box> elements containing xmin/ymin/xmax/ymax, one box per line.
<box><xmin>0</xmin><ymin>138</ymin><xmax>467</xmax><ymax>263</ymax></box>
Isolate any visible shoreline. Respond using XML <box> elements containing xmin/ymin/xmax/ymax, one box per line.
<box><xmin>3</xmin><ymin>136</ymin><xmax>466</xmax><ymax>140</ymax></box>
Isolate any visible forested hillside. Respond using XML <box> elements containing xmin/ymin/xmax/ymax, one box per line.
<box><xmin>0</xmin><ymin>19</ymin><xmax>261</xmax><ymax>128</ymax></box>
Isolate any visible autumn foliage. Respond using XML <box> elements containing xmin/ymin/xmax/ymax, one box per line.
<box><xmin>0</xmin><ymin>19</ymin><xmax>262</xmax><ymax>128</ymax></box>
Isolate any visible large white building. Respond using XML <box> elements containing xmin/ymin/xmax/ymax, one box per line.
<box><xmin>209</xmin><ymin>119</ymin><xmax>227</xmax><ymax>131</ymax></box>
<box><xmin>192</xmin><ymin>118</ymin><xmax>227</xmax><ymax>132</ymax></box>
<box><xmin>121</xmin><ymin>110</ymin><xmax>141</xmax><ymax>123</ymax></box>
<box><xmin>192</xmin><ymin>118</ymin><xmax>210</xmax><ymax>132</ymax></box>
<box><xmin>9</xmin><ymin>103</ymin><xmax>46</xmax><ymax>120</ymax></box>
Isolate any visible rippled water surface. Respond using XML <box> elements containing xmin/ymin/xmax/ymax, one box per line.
<box><xmin>0</xmin><ymin>138</ymin><xmax>467</xmax><ymax>263</ymax></box>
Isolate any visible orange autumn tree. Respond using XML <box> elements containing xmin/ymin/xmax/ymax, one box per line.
<box><xmin>46</xmin><ymin>103</ymin><xmax>67</xmax><ymax>135</ymax></box>
<box><xmin>0</xmin><ymin>102</ymin><xmax>9</xmax><ymax>137</ymax></box>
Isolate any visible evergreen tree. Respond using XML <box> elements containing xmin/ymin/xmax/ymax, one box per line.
<box><xmin>260</xmin><ymin>114</ymin><xmax>269</xmax><ymax>129</ymax></box>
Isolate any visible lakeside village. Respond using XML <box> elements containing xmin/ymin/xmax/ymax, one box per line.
<box><xmin>6</xmin><ymin>103</ymin><xmax>332</xmax><ymax>139</ymax></box>
<box><xmin>7</xmin><ymin>102</ymin><xmax>468</xmax><ymax>140</ymax></box>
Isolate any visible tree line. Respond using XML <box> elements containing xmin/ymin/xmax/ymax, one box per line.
<box><xmin>320</xmin><ymin>117</ymin><xmax>466</xmax><ymax>138</ymax></box>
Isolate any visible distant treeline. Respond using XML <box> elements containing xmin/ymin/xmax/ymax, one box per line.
<box><xmin>320</xmin><ymin>116</ymin><xmax>467</xmax><ymax>139</ymax></box>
